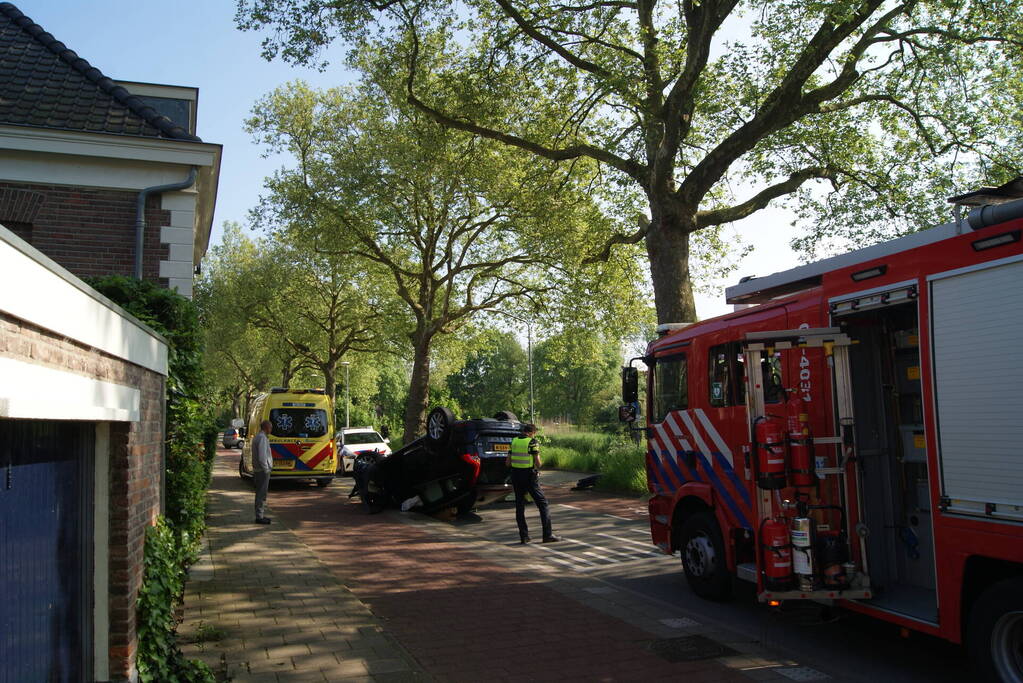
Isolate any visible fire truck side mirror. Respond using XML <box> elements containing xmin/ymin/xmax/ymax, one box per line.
<box><xmin>622</xmin><ymin>366</ymin><xmax>638</xmax><ymax>404</ymax></box>
<box><xmin>618</xmin><ymin>404</ymin><xmax>637</xmax><ymax>423</ymax></box>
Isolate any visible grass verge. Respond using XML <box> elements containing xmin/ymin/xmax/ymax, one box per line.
<box><xmin>541</xmin><ymin>430</ymin><xmax>647</xmax><ymax>495</ymax></box>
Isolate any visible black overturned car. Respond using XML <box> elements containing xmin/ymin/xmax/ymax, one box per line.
<box><xmin>353</xmin><ymin>407</ymin><xmax>519</xmax><ymax>515</ymax></box>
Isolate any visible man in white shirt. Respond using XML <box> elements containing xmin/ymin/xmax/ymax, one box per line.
<box><xmin>251</xmin><ymin>420</ymin><xmax>273</xmax><ymax>524</ymax></box>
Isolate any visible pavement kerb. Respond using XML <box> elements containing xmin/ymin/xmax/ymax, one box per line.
<box><xmin>178</xmin><ymin>456</ymin><xmax>430</xmax><ymax>682</ymax></box>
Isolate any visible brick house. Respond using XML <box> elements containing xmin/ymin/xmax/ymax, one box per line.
<box><xmin>0</xmin><ymin>3</ymin><xmax>221</xmax><ymax>681</ymax></box>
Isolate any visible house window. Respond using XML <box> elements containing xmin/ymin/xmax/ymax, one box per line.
<box><xmin>653</xmin><ymin>353</ymin><xmax>688</xmax><ymax>422</ymax></box>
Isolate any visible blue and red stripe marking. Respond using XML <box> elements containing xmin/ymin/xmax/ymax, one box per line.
<box><xmin>649</xmin><ymin>414</ymin><xmax>752</xmax><ymax>529</ymax></box>
<box><xmin>270</xmin><ymin>443</ymin><xmax>332</xmax><ymax>471</ymax></box>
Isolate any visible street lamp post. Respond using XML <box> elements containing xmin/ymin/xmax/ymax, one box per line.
<box><xmin>340</xmin><ymin>361</ymin><xmax>350</xmax><ymax>428</ymax></box>
<box><xmin>526</xmin><ymin>322</ymin><xmax>534</xmax><ymax>425</ymax></box>
<box><xmin>497</xmin><ymin>311</ymin><xmax>535</xmax><ymax>424</ymax></box>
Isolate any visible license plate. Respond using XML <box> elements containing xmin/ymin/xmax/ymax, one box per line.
<box><xmin>273</xmin><ymin>459</ymin><xmax>295</xmax><ymax>469</ymax></box>
<box><xmin>492</xmin><ymin>443</ymin><xmax>510</xmax><ymax>452</ymax></box>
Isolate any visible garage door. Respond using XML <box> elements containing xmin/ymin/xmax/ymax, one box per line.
<box><xmin>0</xmin><ymin>419</ymin><xmax>94</xmax><ymax>683</ymax></box>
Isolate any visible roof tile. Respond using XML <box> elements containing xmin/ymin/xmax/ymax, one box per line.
<box><xmin>0</xmin><ymin>2</ymin><xmax>200</xmax><ymax>141</ymax></box>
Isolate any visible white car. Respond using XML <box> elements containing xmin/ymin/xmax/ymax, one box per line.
<box><xmin>336</xmin><ymin>427</ymin><xmax>391</xmax><ymax>474</ymax></box>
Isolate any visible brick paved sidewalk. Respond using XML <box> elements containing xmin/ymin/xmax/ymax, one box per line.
<box><xmin>178</xmin><ymin>453</ymin><xmax>426</xmax><ymax>682</ymax></box>
<box><xmin>181</xmin><ymin>452</ymin><xmax>819</xmax><ymax>682</ymax></box>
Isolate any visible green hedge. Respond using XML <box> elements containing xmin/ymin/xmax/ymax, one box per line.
<box><xmin>88</xmin><ymin>276</ymin><xmax>216</xmax><ymax>682</ymax></box>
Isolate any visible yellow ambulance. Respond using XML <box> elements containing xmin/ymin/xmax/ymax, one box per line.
<box><xmin>239</xmin><ymin>388</ymin><xmax>337</xmax><ymax>487</ymax></box>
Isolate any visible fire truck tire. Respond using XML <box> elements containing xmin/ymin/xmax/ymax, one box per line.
<box><xmin>967</xmin><ymin>577</ymin><xmax>1023</xmax><ymax>683</ymax></box>
<box><xmin>679</xmin><ymin>511</ymin><xmax>732</xmax><ymax>601</ymax></box>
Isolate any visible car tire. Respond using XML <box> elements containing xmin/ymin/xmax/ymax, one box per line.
<box><xmin>967</xmin><ymin>577</ymin><xmax>1023</xmax><ymax>683</ymax></box>
<box><xmin>493</xmin><ymin>410</ymin><xmax>518</xmax><ymax>422</ymax></box>
<box><xmin>237</xmin><ymin>440</ymin><xmax>245</xmax><ymax>450</ymax></box>
<box><xmin>679</xmin><ymin>511</ymin><xmax>732</xmax><ymax>601</ymax></box>
<box><xmin>315</xmin><ymin>478</ymin><xmax>332</xmax><ymax>488</ymax></box>
<box><xmin>426</xmin><ymin>406</ymin><xmax>455</xmax><ymax>446</ymax></box>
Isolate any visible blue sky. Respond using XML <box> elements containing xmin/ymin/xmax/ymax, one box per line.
<box><xmin>25</xmin><ymin>0</ymin><xmax>355</xmax><ymax>244</ymax></box>
<box><xmin>23</xmin><ymin>0</ymin><xmax>799</xmax><ymax>319</ymax></box>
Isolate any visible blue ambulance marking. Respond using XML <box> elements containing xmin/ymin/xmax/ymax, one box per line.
<box><xmin>270</xmin><ymin>444</ymin><xmax>312</xmax><ymax>471</ymax></box>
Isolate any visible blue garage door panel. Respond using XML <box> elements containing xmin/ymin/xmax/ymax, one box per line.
<box><xmin>0</xmin><ymin>419</ymin><xmax>94</xmax><ymax>683</ymax></box>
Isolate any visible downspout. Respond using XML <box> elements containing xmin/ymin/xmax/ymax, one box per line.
<box><xmin>134</xmin><ymin>166</ymin><xmax>198</xmax><ymax>280</ymax></box>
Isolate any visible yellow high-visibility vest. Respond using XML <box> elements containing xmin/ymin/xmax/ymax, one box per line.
<box><xmin>509</xmin><ymin>436</ymin><xmax>534</xmax><ymax>468</ymax></box>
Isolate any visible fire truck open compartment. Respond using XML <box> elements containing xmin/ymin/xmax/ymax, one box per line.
<box><xmin>836</xmin><ymin>296</ymin><xmax>937</xmax><ymax>623</ymax></box>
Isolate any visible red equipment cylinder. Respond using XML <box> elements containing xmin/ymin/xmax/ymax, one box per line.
<box><xmin>761</xmin><ymin>517</ymin><xmax>794</xmax><ymax>591</ymax></box>
<box><xmin>786</xmin><ymin>392</ymin><xmax>815</xmax><ymax>488</ymax></box>
<box><xmin>755</xmin><ymin>416</ymin><xmax>788</xmax><ymax>490</ymax></box>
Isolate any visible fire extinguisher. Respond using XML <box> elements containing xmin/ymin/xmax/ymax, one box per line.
<box><xmin>760</xmin><ymin>517</ymin><xmax>794</xmax><ymax>591</ymax></box>
<box><xmin>754</xmin><ymin>416</ymin><xmax>788</xmax><ymax>490</ymax></box>
<box><xmin>786</xmin><ymin>391</ymin><xmax>815</xmax><ymax>489</ymax></box>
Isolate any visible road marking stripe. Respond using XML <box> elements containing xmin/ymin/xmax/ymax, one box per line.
<box><xmin>562</xmin><ymin>537</ymin><xmax>642</xmax><ymax>559</ymax></box>
<box><xmin>597</xmin><ymin>533</ymin><xmax>660</xmax><ymax>550</ymax></box>
<box><xmin>558</xmin><ymin>504</ymin><xmax>581</xmax><ymax>510</ymax></box>
<box><xmin>536</xmin><ymin>545</ymin><xmax>599</xmax><ymax>565</ymax></box>
<box><xmin>604</xmin><ymin>514</ymin><xmax>633</xmax><ymax>521</ymax></box>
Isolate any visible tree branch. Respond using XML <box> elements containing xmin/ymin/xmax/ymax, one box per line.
<box><xmin>695</xmin><ymin>166</ymin><xmax>835</xmax><ymax>228</ymax></box>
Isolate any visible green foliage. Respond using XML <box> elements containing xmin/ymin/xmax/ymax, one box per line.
<box><xmin>533</xmin><ymin>328</ymin><xmax>621</xmax><ymax>425</ymax></box>
<box><xmin>539</xmin><ymin>430</ymin><xmax>647</xmax><ymax>494</ymax></box>
<box><xmin>86</xmin><ymin>275</ymin><xmax>217</xmax><ymax>680</ymax></box>
<box><xmin>135</xmin><ymin>519</ymin><xmax>214</xmax><ymax>683</ymax></box>
<box><xmin>446</xmin><ymin>330</ymin><xmax>527</xmax><ymax>418</ymax></box>
<box><xmin>237</xmin><ymin>0</ymin><xmax>1023</xmax><ymax>323</ymax></box>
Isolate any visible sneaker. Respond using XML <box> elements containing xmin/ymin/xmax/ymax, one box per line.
<box><xmin>520</xmin><ymin>536</ymin><xmax>531</xmax><ymax>545</ymax></box>
<box><xmin>542</xmin><ymin>535</ymin><xmax>562</xmax><ymax>543</ymax></box>
<box><xmin>254</xmin><ymin>517</ymin><xmax>272</xmax><ymax>525</ymax></box>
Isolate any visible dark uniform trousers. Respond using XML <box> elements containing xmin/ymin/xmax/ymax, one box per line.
<box><xmin>510</xmin><ymin>467</ymin><xmax>552</xmax><ymax>540</ymax></box>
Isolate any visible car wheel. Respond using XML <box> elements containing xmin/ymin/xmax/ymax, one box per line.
<box><xmin>237</xmin><ymin>440</ymin><xmax>245</xmax><ymax>450</ymax></box>
<box><xmin>493</xmin><ymin>410</ymin><xmax>518</xmax><ymax>422</ymax></box>
<box><xmin>316</xmin><ymin>477</ymin><xmax>332</xmax><ymax>488</ymax></box>
<box><xmin>679</xmin><ymin>511</ymin><xmax>732</xmax><ymax>601</ymax></box>
<box><xmin>968</xmin><ymin>577</ymin><xmax>1023</xmax><ymax>683</ymax></box>
<box><xmin>426</xmin><ymin>406</ymin><xmax>455</xmax><ymax>446</ymax></box>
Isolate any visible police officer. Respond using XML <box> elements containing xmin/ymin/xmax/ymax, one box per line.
<box><xmin>507</xmin><ymin>423</ymin><xmax>561</xmax><ymax>544</ymax></box>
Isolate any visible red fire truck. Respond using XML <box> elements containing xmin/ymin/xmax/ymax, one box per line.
<box><xmin>621</xmin><ymin>191</ymin><xmax>1023</xmax><ymax>681</ymax></box>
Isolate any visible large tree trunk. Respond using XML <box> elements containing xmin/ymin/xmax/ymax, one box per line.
<box><xmin>646</xmin><ymin>209</ymin><xmax>697</xmax><ymax>324</ymax></box>
<box><xmin>402</xmin><ymin>333</ymin><xmax>433</xmax><ymax>443</ymax></box>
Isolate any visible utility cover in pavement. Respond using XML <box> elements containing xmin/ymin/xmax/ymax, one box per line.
<box><xmin>647</xmin><ymin>635</ymin><xmax>737</xmax><ymax>662</ymax></box>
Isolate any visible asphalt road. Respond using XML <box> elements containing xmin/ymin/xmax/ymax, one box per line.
<box><xmin>261</xmin><ymin>465</ymin><xmax>973</xmax><ymax>682</ymax></box>
<box><xmin>412</xmin><ymin>471</ymin><xmax>973</xmax><ymax>683</ymax></box>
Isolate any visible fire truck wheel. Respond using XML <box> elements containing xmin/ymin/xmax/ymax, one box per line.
<box><xmin>679</xmin><ymin>511</ymin><xmax>732</xmax><ymax>601</ymax></box>
<box><xmin>967</xmin><ymin>577</ymin><xmax>1023</xmax><ymax>683</ymax></box>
